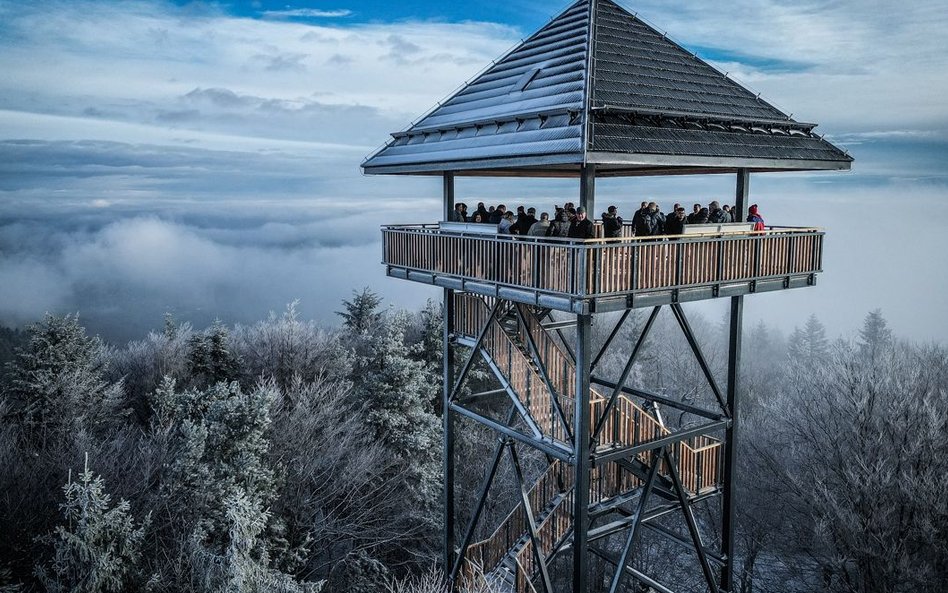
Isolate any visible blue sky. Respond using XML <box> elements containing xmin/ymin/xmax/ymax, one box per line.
<box><xmin>0</xmin><ymin>0</ymin><xmax>946</xmax><ymax>342</ymax></box>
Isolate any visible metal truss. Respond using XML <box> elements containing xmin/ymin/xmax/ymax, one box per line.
<box><xmin>444</xmin><ymin>264</ymin><xmax>745</xmax><ymax>592</ymax></box>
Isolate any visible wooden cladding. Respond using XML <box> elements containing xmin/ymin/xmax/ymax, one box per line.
<box><xmin>455</xmin><ymin>293</ymin><xmax>721</xmax><ymax>496</ymax></box>
<box><xmin>384</xmin><ymin>225</ymin><xmax>823</xmax><ymax>298</ymax></box>
<box><xmin>464</xmin><ymin>460</ymin><xmax>573</xmax><ymax>582</ymax></box>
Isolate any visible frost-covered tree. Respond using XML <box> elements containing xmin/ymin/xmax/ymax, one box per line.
<box><xmin>3</xmin><ymin>315</ymin><xmax>124</xmax><ymax>444</ymax></box>
<box><xmin>787</xmin><ymin>314</ymin><xmax>830</xmax><ymax>370</ymax></box>
<box><xmin>186</xmin><ymin>320</ymin><xmax>241</xmax><ymax>389</ymax></box>
<box><xmin>189</xmin><ymin>492</ymin><xmax>320</xmax><ymax>593</ymax></box>
<box><xmin>350</xmin><ymin>311</ymin><xmax>441</xmax><ymax>558</ymax></box>
<box><xmin>232</xmin><ymin>301</ymin><xmax>351</xmax><ymax>391</ymax></box>
<box><xmin>154</xmin><ymin>378</ymin><xmax>277</xmax><ymax>551</ymax></box>
<box><xmin>35</xmin><ymin>456</ymin><xmax>149</xmax><ymax>593</ymax></box>
<box><xmin>857</xmin><ymin>309</ymin><xmax>892</xmax><ymax>363</ymax></box>
<box><xmin>769</xmin><ymin>337</ymin><xmax>948</xmax><ymax>593</ymax></box>
<box><xmin>337</xmin><ymin>288</ymin><xmax>383</xmax><ymax>335</ymax></box>
<box><xmin>108</xmin><ymin>317</ymin><xmax>194</xmax><ymax>422</ymax></box>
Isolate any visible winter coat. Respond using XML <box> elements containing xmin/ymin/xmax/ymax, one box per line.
<box><xmin>512</xmin><ymin>214</ymin><xmax>537</xmax><ymax>236</ymax></box>
<box><xmin>602</xmin><ymin>214</ymin><xmax>623</xmax><ymax>238</ymax></box>
<box><xmin>568</xmin><ymin>218</ymin><xmax>594</xmax><ymax>239</ymax></box>
<box><xmin>547</xmin><ymin>220</ymin><xmax>570</xmax><ymax>237</ymax></box>
<box><xmin>633</xmin><ymin>209</ymin><xmax>653</xmax><ymax>236</ymax></box>
<box><xmin>653</xmin><ymin>211</ymin><xmax>666</xmax><ymax>235</ymax></box>
<box><xmin>747</xmin><ymin>206</ymin><xmax>766</xmax><ymax>231</ymax></box>
<box><xmin>708</xmin><ymin>208</ymin><xmax>730</xmax><ymax>224</ymax></box>
<box><xmin>497</xmin><ymin>218</ymin><xmax>514</xmax><ymax>234</ymax></box>
<box><xmin>528</xmin><ymin>220</ymin><xmax>551</xmax><ymax>237</ymax></box>
<box><xmin>665</xmin><ymin>215</ymin><xmax>686</xmax><ymax>236</ymax></box>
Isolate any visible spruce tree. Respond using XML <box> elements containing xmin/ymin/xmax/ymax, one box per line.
<box><xmin>787</xmin><ymin>314</ymin><xmax>830</xmax><ymax>370</ymax></box>
<box><xmin>336</xmin><ymin>288</ymin><xmax>383</xmax><ymax>334</ymax></box>
<box><xmin>3</xmin><ymin>315</ymin><xmax>124</xmax><ymax>444</ymax></box>
<box><xmin>350</xmin><ymin>311</ymin><xmax>441</xmax><ymax>545</ymax></box>
<box><xmin>35</xmin><ymin>456</ymin><xmax>149</xmax><ymax>593</ymax></box>
<box><xmin>155</xmin><ymin>378</ymin><xmax>276</xmax><ymax>550</ymax></box>
<box><xmin>186</xmin><ymin>320</ymin><xmax>240</xmax><ymax>389</ymax></box>
<box><xmin>858</xmin><ymin>309</ymin><xmax>892</xmax><ymax>362</ymax></box>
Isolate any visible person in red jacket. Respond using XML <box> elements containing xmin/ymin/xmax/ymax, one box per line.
<box><xmin>747</xmin><ymin>204</ymin><xmax>766</xmax><ymax>231</ymax></box>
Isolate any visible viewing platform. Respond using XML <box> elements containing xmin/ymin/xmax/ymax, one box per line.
<box><xmin>382</xmin><ymin>222</ymin><xmax>823</xmax><ymax>314</ymax></box>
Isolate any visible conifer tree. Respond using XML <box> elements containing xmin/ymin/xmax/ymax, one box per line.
<box><xmin>787</xmin><ymin>314</ymin><xmax>830</xmax><ymax>369</ymax></box>
<box><xmin>350</xmin><ymin>311</ymin><xmax>441</xmax><ymax>545</ymax></box>
<box><xmin>35</xmin><ymin>456</ymin><xmax>149</xmax><ymax>593</ymax></box>
<box><xmin>186</xmin><ymin>320</ymin><xmax>240</xmax><ymax>388</ymax></box>
<box><xmin>336</xmin><ymin>288</ymin><xmax>383</xmax><ymax>334</ymax></box>
<box><xmin>3</xmin><ymin>315</ymin><xmax>124</xmax><ymax>444</ymax></box>
<box><xmin>858</xmin><ymin>309</ymin><xmax>892</xmax><ymax>362</ymax></box>
<box><xmin>154</xmin><ymin>378</ymin><xmax>277</xmax><ymax>550</ymax></box>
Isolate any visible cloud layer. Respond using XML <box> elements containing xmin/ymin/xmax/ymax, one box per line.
<box><xmin>0</xmin><ymin>0</ymin><xmax>946</xmax><ymax>342</ymax></box>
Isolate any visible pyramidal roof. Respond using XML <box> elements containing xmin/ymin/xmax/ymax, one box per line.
<box><xmin>362</xmin><ymin>0</ymin><xmax>852</xmax><ymax>176</ymax></box>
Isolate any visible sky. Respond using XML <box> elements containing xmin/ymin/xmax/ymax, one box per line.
<box><xmin>0</xmin><ymin>0</ymin><xmax>946</xmax><ymax>343</ymax></box>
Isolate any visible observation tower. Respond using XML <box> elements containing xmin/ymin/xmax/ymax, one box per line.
<box><xmin>362</xmin><ymin>1</ymin><xmax>851</xmax><ymax>591</ymax></box>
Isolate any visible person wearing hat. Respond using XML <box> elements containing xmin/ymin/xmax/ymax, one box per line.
<box><xmin>568</xmin><ymin>206</ymin><xmax>594</xmax><ymax>239</ymax></box>
<box><xmin>602</xmin><ymin>205</ymin><xmax>623</xmax><ymax>238</ymax></box>
<box><xmin>747</xmin><ymin>204</ymin><xmax>766</xmax><ymax>231</ymax></box>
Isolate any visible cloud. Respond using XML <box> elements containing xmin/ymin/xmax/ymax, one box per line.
<box><xmin>261</xmin><ymin>9</ymin><xmax>353</xmax><ymax>19</ymax></box>
<box><xmin>0</xmin><ymin>212</ymin><xmax>435</xmax><ymax>343</ymax></box>
<box><xmin>0</xmin><ymin>0</ymin><xmax>946</xmax><ymax>344</ymax></box>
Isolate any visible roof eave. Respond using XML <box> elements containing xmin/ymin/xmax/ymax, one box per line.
<box><xmin>361</xmin><ymin>152</ymin><xmax>586</xmax><ymax>176</ymax></box>
<box><xmin>586</xmin><ymin>151</ymin><xmax>853</xmax><ymax>172</ymax></box>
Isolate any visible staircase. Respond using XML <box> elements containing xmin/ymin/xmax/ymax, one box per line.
<box><xmin>454</xmin><ymin>294</ymin><xmax>723</xmax><ymax>591</ymax></box>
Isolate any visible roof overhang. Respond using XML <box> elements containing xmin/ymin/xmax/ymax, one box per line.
<box><xmin>362</xmin><ymin>151</ymin><xmax>852</xmax><ymax>177</ymax></box>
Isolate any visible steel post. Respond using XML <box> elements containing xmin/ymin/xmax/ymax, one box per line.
<box><xmin>442</xmin><ymin>170</ymin><xmax>456</xmax><ymax>571</ymax></box>
<box><xmin>572</xmin><ymin>313</ymin><xmax>592</xmax><ymax>593</ymax></box>
<box><xmin>443</xmin><ymin>288</ymin><xmax>455</xmax><ymax>573</ymax></box>
<box><xmin>722</xmin><ymin>169</ymin><xmax>749</xmax><ymax>591</ymax></box>
<box><xmin>443</xmin><ymin>171</ymin><xmax>455</xmax><ymax>222</ymax></box>
<box><xmin>580</xmin><ymin>164</ymin><xmax>596</xmax><ymax>216</ymax></box>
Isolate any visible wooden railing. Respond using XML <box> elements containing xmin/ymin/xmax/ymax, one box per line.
<box><xmin>464</xmin><ymin>460</ymin><xmax>573</xmax><ymax>576</ymax></box>
<box><xmin>455</xmin><ymin>293</ymin><xmax>721</xmax><ymax>493</ymax></box>
<box><xmin>383</xmin><ymin>224</ymin><xmax>822</xmax><ymax>300</ymax></box>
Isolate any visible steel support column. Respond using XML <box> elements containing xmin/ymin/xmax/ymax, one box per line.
<box><xmin>442</xmin><ymin>168</ymin><xmax>456</xmax><ymax>569</ymax></box>
<box><xmin>572</xmin><ymin>313</ymin><xmax>592</xmax><ymax>593</ymax></box>
<box><xmin>722</xmin><ymin>170</ymin><xmax>748</xmax><ymax>592</ymax></box>
<box><xmin>608</xmin><ymin>448</ymin><xmax>662</xmax><ymax>593</ymax></box>
<box><xmin>443</xmin><ymin>288</ymin><xmax>455</xmax><ymax>572</ymax></box>
<box><xmin>443</xmin><ymin>171</ymin><xmax>455</xmax><ymax>222</ymax></box>
<box><xmin>734</xmin><ymin>168</ymin><xmax>749</xmax><ymax>222</ymax></box>
<box><xmin>580</xmin><ymin>164</ymin><xmax>596</xmax><ymax>215</ymax></box>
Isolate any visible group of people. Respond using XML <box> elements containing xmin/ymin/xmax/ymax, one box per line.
<box><xmin>627</xmin><ymin>200</ymin><xmax>766</xmax><ymax>236</ymax></box>
<box><xmin>448</xmin><ymin>200</ymin><xmax>766</xmax><ymax>239</ymax></box>
<box><xmin>449</xmin><ymin>201</ymin><xmax>596</xmax><ymax>238</ymax></box>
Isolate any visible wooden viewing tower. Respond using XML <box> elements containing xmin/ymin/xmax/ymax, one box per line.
<box><xmin>362</xmin><ymin>1</ymin><xmax>851</xmax><ymax>592</ymax></box>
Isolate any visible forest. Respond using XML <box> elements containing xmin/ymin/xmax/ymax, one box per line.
<box><xmin>0</xmin><ymin>291</ymin><xmax>945</xmax><ymax>593</ymax></box>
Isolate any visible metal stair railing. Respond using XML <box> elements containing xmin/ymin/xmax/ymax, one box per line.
<box><xmin>455</xmin><ymin>294</ymin><xmax>725</xmax><ymax>592</ymax></box>
<box><xmin>464</xmin><ymin>460</ymin><xmax>573</xmax><ymax>577</ymax></box>
<box><xmin>517</xmin><ymin>306</ymin><xmax>722</xmax><ymax>494</ymax></box>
